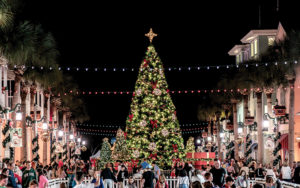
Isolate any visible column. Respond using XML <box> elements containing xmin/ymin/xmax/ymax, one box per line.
<box><xmin>256</xmin><ymin>92</ymin><xmax>263</xmax><ymax>164</ymax></box>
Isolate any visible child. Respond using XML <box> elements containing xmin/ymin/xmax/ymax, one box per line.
<box><xmin>126</xmin><ymin>176</ymin><xmax>137</xmax><ymax>188</ymax></box>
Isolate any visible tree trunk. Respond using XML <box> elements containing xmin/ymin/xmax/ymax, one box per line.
<box><xmin>256</xmin><ymin>92</ymin><xmax>263</xmax><ymax>163</ymax></box>
<box><xmin>20</xmin><ymin>84</ymin><xmax>29</xmax><ymax>160</ymax></box>
<box><xmin>231</xmin><ymin>99</ymin><xmax>239</xmax><ymax>161</ymax></box>
<box><xmin>288</xmin><ymin>78</ymin><xmax>295</xmax><ymax>166</ymax></box>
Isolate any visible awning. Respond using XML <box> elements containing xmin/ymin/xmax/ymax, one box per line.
<box><xmin>250</xmin><ymin>143</ymin><xmax>258</xmax><ymax>150</ymax></box>
<box><xmin>279</xmin><ymin>133</ymin><xmax>288</xmax><ymax>150</ymax></box>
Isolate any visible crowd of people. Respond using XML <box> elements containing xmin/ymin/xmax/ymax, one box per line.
<box><xmin>0</xmin><ymin>157</ymin><xmax>299</xmax><ymax>188</ymax></box>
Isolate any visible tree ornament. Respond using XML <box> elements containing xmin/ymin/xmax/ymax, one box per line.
<box><xmin>139</xmin><ymin>120</ymin><xmax>147</xmax><ymax>127</ymax></box>
<box><xmin>133</xmin><ymin>150</ymin><xmax>140</xmax><ymax>158</ymax></box>
<box><xmin>161</xmin><ymin>128</ymin><xmax>169</xmax><ymax>137</ymax></box>
<box><xmin>153</xmin><ymin>88</ymin><xmax>162</xmax><ymax>96</ymax></box>
<box><xmin>149</xmin><ymin>142</ymin><xmax>156</xmax><ymax>151</ymax></box>
<box><xmin>136</xmin><ymin>88</ymin><xmax>142</xmax><ymax>96</ymax></box>
<box><xmin>172</xmin><ymin>113</ymin><xmax>176</xmax><ymax>122</ymax></box>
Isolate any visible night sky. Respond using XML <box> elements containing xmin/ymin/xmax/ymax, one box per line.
<box><xmin>20</xmin><ymin>0</ymin><xmax>298</xmax><ymax>155</ymax></box>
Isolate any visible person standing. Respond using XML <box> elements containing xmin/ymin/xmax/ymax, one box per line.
<box><xmin>235</xmin><ymin>170</ymin><xmax>248</xmax><ymax>188</ymax></box>
<box><xmin>117</xmin><ymin>165</ymin><xmax>128</xmax><ymax>188</ymax></box>
<box><xmin>22</xmin><ymin>161</ymin><xmax>37</xmax><ymax>188</ymax></box>
<box><xmin>141</xmin><ymin>165</ymin><xmax>155</xmax><ymax>188</ymax></box>
<box><xmin>6</xmin><ymin>162</ymin><xmax>17</xmax><ymax>188</ymax></box>
<box><xmin>209</xmin><ymin>159</ymin><xmax>227</xmax><ymax>187</ymax></box>
<box><xmin>293</xmin><ymin>161</ymin><xmax>300</xmax><ymax>184</ymax></box>
<box><xmin>0</xmin><ymin>174</ymin><xmax>8</xmax><ymax>188</ymax></box>
<box><xmin>152</xmin><ymin>162</ymin><xmax>160</xmax><ymax>181</ymax></box>
<box><xmin>101</xmin><ymin>163</ymin><xmax>117</xmax><ymax>188</ymax></box>
<box><xmin>254</xmin><ymin>163</ymin><xmax>265</xmax><ymax>179</ymax></box>
<box><xmin>177</xmin><ymin>169</ymin><xmax>189</xmax><ymax>188</ymax></box>
<box><xmin>38</xmin><ymin>169</ymin><xmax>49</xmax><ymax>188</ymax></box>
<box><xmin>280</xmin><ymin>162</ymin><xmax>291</xmax><ymax>182</ymax></box>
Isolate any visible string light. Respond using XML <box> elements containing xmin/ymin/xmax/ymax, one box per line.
<box><xmin>76</xmin><ymin>122</ymin><xmax>208</xmax><ymax>128</ymax></box>
<box><xmin>43</xmin><ymin>86</ymin><xmax>299</xmax><ymax>96</ymax></box>
<box><xmin>10</xmin><ymin>60</ymin><xmax>297</xmax><ymax>72</ymax></box>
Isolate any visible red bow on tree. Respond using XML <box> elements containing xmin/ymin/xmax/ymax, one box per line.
<box><xmin>143</xmin><ymin>59</ymin><xmax>150</xmax><ymax>68</ymax></box>
<box><xmin>166</xmin><ymin>89</ymin><xmax>170</xmax><ymax>93</ymax></box>
<box><xmin>172</xmin><ymin>144</ymin><xmax>178</xmax><ymax>153</ymax></box>
<box><xmin>129</xmin><ymin>114</ymin><xmax>133</xmax><ymax>121</ymax></box>
<box><xmin>124</xmin><ymin>132</ymin><xmax>127</xmax><ymax>139</ymax></box>
<box><xmin>152</xmin><ymin>81</ymin><xmax>157</xmax><ymax>89</ymax></box>
<box><xmin>151</xmin><ymin>120</ymin><xmax>158</xmax><ymax>128</ymax></box>
<box><xmin>149</xmin><ymin>153</ymin><xmax>157</xmax><ymax>160</ymax></box>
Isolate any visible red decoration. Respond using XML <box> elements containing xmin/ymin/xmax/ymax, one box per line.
<box><xmin>152</xmin><ymin>81</ymin><xmax>158</xmax><ymax>89</ymax></box>
<box><xmin>166</xmin><ymin>89</ymin><xmax>170</xmax><ymax>93</ymax></box>
<box><xmin>2</xmin><ymin>87</ymin><xmax>6</xmax><ymax>94</ymax></box>
<box><xmin>124</xmin><ymin>132</ymin><xmax>127</xmax><ymax>139</ymax></box>
<box><xmin>129</xmin><ymin>114</ymin><xmax>133</xmax><ymax>121</ymax></box>
<box><xmin>151</xmin><ymin>120</ymin><xmax>158</xmax><ymax>128</ymax></box>
<box><xmin>172</xmin><ymin>144</ymin><xmax>178</xmax><ymax>153</ymax></box>
<box><xmin>149</xmin><ymin>153</ymin><xmax>157</xmax><ymax>160</ymax></box>
<box><xmin>143</xmin><ymin>59</ymin><xmax>150</xmax><ymax>68</ymax></box>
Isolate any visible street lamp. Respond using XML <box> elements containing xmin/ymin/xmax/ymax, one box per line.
<box><xmin>69</xmin><ymin>134</ymin><xmax>74</xmax><ymax>140</ymax></box>
<box><xmin>196</xmin><ymin>139</ymin><xmax>201</xmax><ymax>144</ymax></box>
<box><xmin>82</xmin><ymin>141</ymin><xmax>86</xmax><ymax>145</ymax></box>
<box><xmin>42</xmin><ymin>121</ymin><xmax>48</xmax><ymax>130</ymax></box>
<box><xmin>58</xmin><ymin>130</ymin><xmax>64</xmax><ymax>137</ymax></box>
<box><xmin>238</xmin><ymin>127</ymin><xmax>243</xmax><ymax>134</ymax></box>
<box><xmin>16</xmin><ymin>110</ymin><xmax>22</xmax><ymax>121</ymax></box>
<box><xmin>207</xmin><ymin>136</ymin><xmax>212</xmax><ymax>141</ymax></box>
<box><xmin>220</xmin><ymin>132</ymin><xmax>225</xmax><ymax>138</ymax></box>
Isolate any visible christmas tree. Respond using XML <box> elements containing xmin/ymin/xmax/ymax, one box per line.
<box><xmin>112</xmin><ymin>128</ymin><xmax>129</xmax><ymax>161</ymax></box>
<box><xmin>125</xmin><ymin>29</ymin><xmax>185</xmax><ymax>167</ymax></box>
<box><xmin>99</xmin><ymin>137</ymin><xmax>112</xmax><ymax>168</ymax></box>
<box><xmin>186</xmin><ymin>137</ymin><xmax>195</xmax><ymax>153</ymax></box>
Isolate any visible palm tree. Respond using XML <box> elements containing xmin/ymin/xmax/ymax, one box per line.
<box><xmin>0</xmin><ymin>0</ymin><xmax>14</xmax><ymax>30</ymax></box>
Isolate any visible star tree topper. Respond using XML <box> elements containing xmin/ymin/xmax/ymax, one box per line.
<box><xmin>145</xmin><ymin>28</ymin><xmax>157</xmax><ymax>43</ymax></box>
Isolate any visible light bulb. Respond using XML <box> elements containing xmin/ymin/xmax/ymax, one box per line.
<box><xmin>77</xmin><ymin>138</ymin><xmax>81</xmax><ymax>142</ymax></box>
<box><xmin>263</xmin><ymin>120</ymin><xmax>269</xmax><ymax>128</ymax></box>
<box><xmin>16</xmin><ymin>111</ymin><xmax>22</xmax><ymax>121</ymax></box>
<box><xmin>220</xmin><ymin>132</ymin><xmax>225</xmax><ymax>138</ymax></box>
<box><xmin>58</xmin><ymin>130</ymin><xmax>64</xmax><ymax>137</ymax></box>
<box><xmin>238</xmin><ymin>128</ymin><xmax>243</xmax><ymax>134</ymax></box>
<box><xmin>70</xmin><ymin>134</ymin><xmax>74</xmax><ymax>139</ymax></box>
<box><xmin>207</xmin><ymin>137</ymin><xmax>212</xmax><ymax>141</ymax></box>
<box><xmin>42</xmin><ymin>122</ymin><xmax>48</xmax><ymax>130</ymax></box>
<box><xmin>196</xmin><ymin>139</ymin><xmax>201</xmax><ymax>144</ymax></box>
